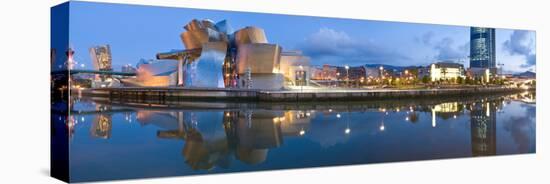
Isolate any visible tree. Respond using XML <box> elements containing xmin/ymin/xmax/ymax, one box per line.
<box><xmin>390</xmin><ymin>78</ymin><xmax>397</xmax><ymax>86</ymax></box>
<box><xmin>456</xmin><ymin>77</ymin><xmax>464</xmax><ymax>85</ymax></box>
<box><xmin>422</xmin><ymin>76</ymin><xmax>430</xmax><ymax>84</ymax></box>
<box><xmin>465</xmin><ymin>77</ymin><xmax>474</xmax><ymax>85</ymax></box>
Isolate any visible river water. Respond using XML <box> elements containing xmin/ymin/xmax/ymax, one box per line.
<box><xmin>61</xmin><ymin>91</ymin><xmax>535</xmax><ymax>182</ymax></box>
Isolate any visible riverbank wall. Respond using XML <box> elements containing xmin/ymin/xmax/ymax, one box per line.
<box><xmin>79</xmin><ymin>86</ymin><xmax>528</xmax><ymax>102</ymax></box>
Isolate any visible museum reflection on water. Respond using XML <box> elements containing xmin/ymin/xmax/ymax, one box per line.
<box><xmin>68</xmin><ymin>91</ymin><xmax>535</xmax><ymax>170</ymax></box>
<box><xmin>145</xmin><ymin>110</ymin><xmax>308</xmax><ymax>169</ymax></box>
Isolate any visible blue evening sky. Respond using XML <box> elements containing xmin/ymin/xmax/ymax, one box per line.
<box><xmin>63</xmin><ymin>1</ymin><xmax>535</xmax><ymax>73</ymax></box>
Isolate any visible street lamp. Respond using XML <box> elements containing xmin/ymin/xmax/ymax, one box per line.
<box><xmin>345</xmin><ymin>65</ymin><xmax>350</xmax><ymax>88</ymax></box>
<box><xmin>336</xmin><ymin>72</ymin><xmax>340</xmax><ymax>87</ymax></box>
<box><xmin>379</xmin><ymin>66</ymin><xmax>384</xmax><ymax>87</ymax></box>
<box><xmin>298</xmin><ymin>65</ymin><xmax>304</xmax><ymax>92</ymax></box>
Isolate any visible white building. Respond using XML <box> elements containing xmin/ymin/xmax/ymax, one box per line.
<box><xmin>429</xmin><ymin>62</ymin><xmax>465</xmax><ymax>81</ymax></box>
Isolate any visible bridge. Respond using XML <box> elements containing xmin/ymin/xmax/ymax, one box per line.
<box><xmin>51</xmin><ymin>69</ymin><xmax>136</xmax><ymax>76</ymax></box>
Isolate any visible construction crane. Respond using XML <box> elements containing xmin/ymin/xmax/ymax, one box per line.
<box><xmin>497</xmin><ymin>63</ymin><xmax>504</xmax><ymax>75</ymax></box>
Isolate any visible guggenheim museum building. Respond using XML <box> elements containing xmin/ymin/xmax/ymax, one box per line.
<box><xmin>121</xmin><ymin>19</ymin><xmax>310</xmax><ymax>90</ymax></box>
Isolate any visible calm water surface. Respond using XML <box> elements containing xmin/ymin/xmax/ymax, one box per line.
<box><xmin>61</xmin><ymin>92</ymin><xmax>536</xmax><ymax>182</ymax></box>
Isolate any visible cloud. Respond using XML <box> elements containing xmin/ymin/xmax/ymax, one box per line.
<box><xmin>415</xmin><ymin>31</ymin><xmax>435</xmax><ymax>45</ymax></box>
<box><xmin>503</xmin><ymin>30</ymin><xmax>536</xmax><ymax>68</ymax></box>
<box><xmin>433</xmin><ymin>37</ymin><xmax>469</xmax><ymax>61</ymax></box>
<box><xmin>417</xmin><ymin>32</ymin><xmax>469</xmax><ymax>62</ymax></box>
<box><xmin>297</xmin><ymin>28</ymin><xmax>412</xmax><ymax>66</ymax></box>
<box><xmin>522</xmin><ymin>54</ymin><xmax>536</xmax><ymax>68</ymax></box>
<box><xmin>502</xmin><ymin>108</ymin><xmax>536</xmax><ymax>153</ymax></box>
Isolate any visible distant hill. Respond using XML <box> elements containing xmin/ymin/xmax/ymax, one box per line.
<box><xmin>364</xmin><ymin>64</ymin><xmax>420</xmax><ymax>71</ymax></box>
<box><xmin>514</xmin><ymin>71</ymin><xmax>536</xmax><ymax>78</ymax></box>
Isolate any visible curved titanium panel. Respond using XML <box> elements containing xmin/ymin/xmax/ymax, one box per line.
<box><xmin>234</xmin><ymin>27</ymin><xmax>268</xmax><ymax>45</ymax></box>
<box><xmin>124</xmin><ymin>61</ymin><xmax>178</xmax><ymax>87</ymax></box>
<box><xmin>184</xmin><ymin>19</ymin><xmax>203</xmax><ymax>31</ymax></box>
<box><xmin>180</xmin><ymin>30</ymin><xmax>208</xmax><ymax>50</ymax></box>
<box><xmin>181</xmin><ymin>28</ymin><xmax>228</xmax><ymax>50</ymax></box>
<box><xmin>236</xmin><ymin>43</ymin><xmax>281</xmax><ymax>74</ymax></box>
<box><xmin>214</xmin><ymin>20</ymin><xmax>233</xmax><ymax>34</ymax></box>
<box><xmin>183</xmin><ymin>42</ymin><xmax>227</xmax><ymax>88</ymax></box>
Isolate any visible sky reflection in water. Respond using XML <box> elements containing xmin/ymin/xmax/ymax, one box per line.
<box><xmin>63</xmin><ymin>92</ymin><xmax>535</xmax><ymax>182</ymax></box>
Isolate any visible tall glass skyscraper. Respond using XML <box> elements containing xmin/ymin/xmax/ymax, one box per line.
<box><xmin>470</xmin><ymin>27</ymin><xmax>496</xmax><ymax>68</ymax></box>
